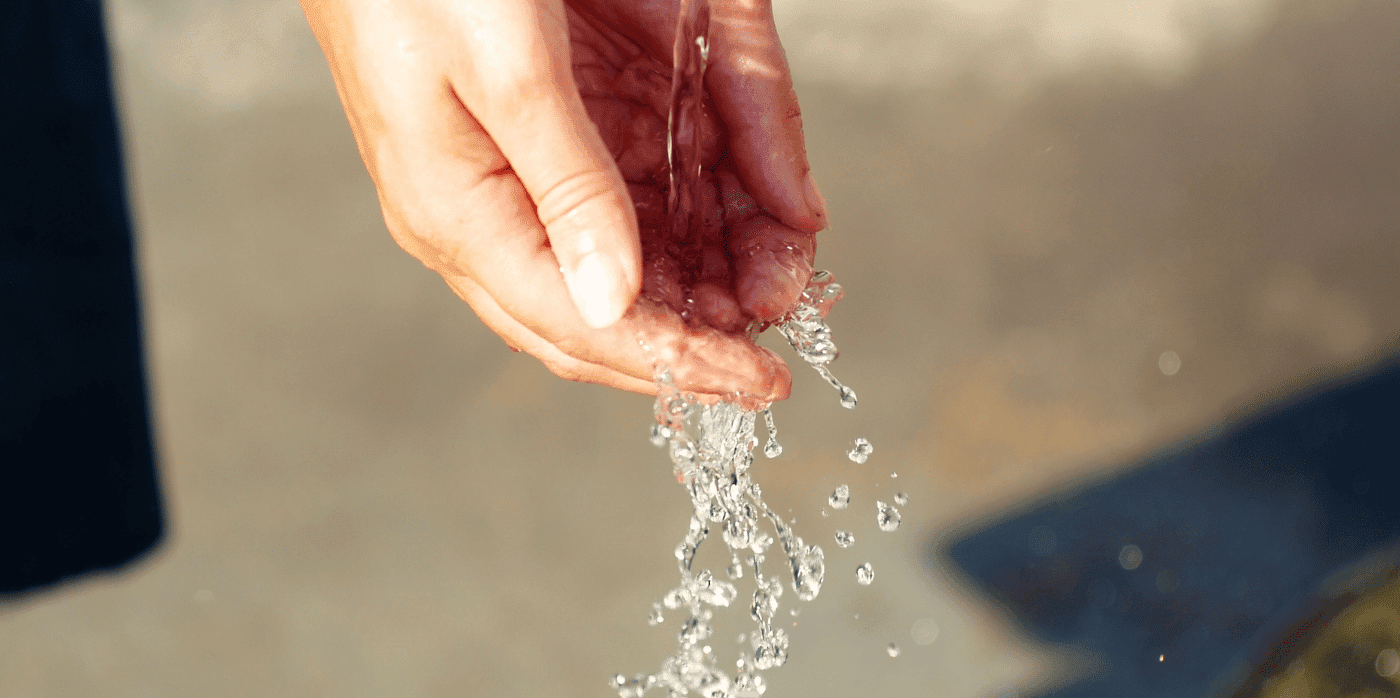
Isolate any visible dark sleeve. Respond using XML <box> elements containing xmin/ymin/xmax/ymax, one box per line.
<box><xmin>0</xmin><ymin>0</ymin><xmax>165</xmax><ymax>595</ymax></box>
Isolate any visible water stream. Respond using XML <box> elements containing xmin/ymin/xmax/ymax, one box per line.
<box><xmin>610</xmin><ymin>4</ymin><xmax>889</xmax><ymax>694</ymax></box>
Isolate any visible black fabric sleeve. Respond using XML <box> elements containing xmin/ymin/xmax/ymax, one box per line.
<box><xmin>0</xmin><ymin>0</ymin><xmax>165</xmax><ymax>595</ymax></box>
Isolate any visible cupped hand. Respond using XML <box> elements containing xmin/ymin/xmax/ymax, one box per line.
<box><xmin>300</xmin><ymin>0</ymin><xmax>827</xmax><ymax>402</ymax></box>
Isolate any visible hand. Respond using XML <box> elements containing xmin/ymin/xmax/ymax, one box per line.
<box><xmin>300</xmin><ymin>0</ymin><xmax>827</xmax><ymax>402</ymax></box>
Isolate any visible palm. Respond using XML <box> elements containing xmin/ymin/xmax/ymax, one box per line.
<box><xmin>567</xmin><ymin>0</ymin><xmax>818</xmax><ymax>332</ymax></box>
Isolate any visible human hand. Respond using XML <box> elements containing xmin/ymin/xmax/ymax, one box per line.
<box><xmin>300</xmin><ymin>0</ymin><xmax>827</xmax><ymax>402</ymax></box>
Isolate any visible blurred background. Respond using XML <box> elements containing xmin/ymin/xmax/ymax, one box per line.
<box><xmin>2</xmin><ymin>0</ymin><xmax>1398</xmax><ymax>695</ymax></box>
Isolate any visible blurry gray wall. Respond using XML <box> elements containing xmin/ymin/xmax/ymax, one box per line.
<box><xmin>1</xmin><ymin>0</ymin><xmax>1396</xmax><ymax>696</ymax></box>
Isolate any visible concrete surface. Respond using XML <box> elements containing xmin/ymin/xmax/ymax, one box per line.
<box><xmin>1</xmin><ymin>0</ymin><xmax>1397</xmax><ymax>696</ymax></box>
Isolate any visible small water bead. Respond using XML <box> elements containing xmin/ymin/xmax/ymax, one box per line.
<box><xmin>847</xmin><ymin>438</ymin><xmax>873</xmax><ymax>464</ymax></box>
<box><xmin>698</xmin><ymin>579</ymin><xmax>739</xmax><ymax>608</ymax></box>
<box><xmin>877</xmin><ymin>501</ymin><xmax>902</xmax><ymax>532</ymax></box>
<box><xmin>650</xmin><ymin>423</ymin><xmax>670</xmax><ymax>447</ymax></box>
<box><xmin>761</xmin><ymin>408</ymin><xmax>782</xmax><ymax>458</ymax></box>
<box><xmin>886</xmin><ymin>643</ymin><xmax>900</xmax><ymax>658</ymax></box>
<box><xmin>727</xmin><ymin>555</ymin><xmax>744</xmax><ymax>580</ymax></box>
<box><xmin>649</xmin><ymin>603</ymin><xmax>665</xmax><ymax>626</ymax></box>
<box><xmin>732</xmin><ymin>672</ymin><xmax>766</xmax><ymax>697</ymax></box>
<box><xmin>663</xmin><ymin>587</ymin><xmax>692</xmax><ymax>610</ymax></box>
<box><xmin>839</xmin><ymin>385</ymin><xmax>858</xmax><ymax>410</ymax></box>
<box><xmin>750</xmin><ymin>628</ymin><xmax>790</xmax><ymax>670</ymax></box>
<box><xmin>790</xmin><ymin>544</ymin><xmax>826</xmax><ymax>602</ymax></box>
<box><xmin>828</xmin><ymin>484</ymin><xmax>850</xmax><ymax>510</ymax></box>
<box><xmin>835</xmin><ymin>530</ymin><xmax>855</xmax><ymax>548</ymax></box>
<box><xmin>856</xmin><ymin>563</ymin><xmax>875</xmax><ymax>586</ymax></box>
<box><xmin>894</xmin><ymin>492</ymin><xmax>909</xmax><ymax>506</ymax></box>
<box><xmin>679</xmin><ymin>617</ymin><xmax>713</xmax><ymax>646</ymax></box>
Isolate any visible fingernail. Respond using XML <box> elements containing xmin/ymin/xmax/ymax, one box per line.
<box><xmin>565</xmin><ymin>252</ymin><xmax>628</xmax><ymax>329</ymax></box>
<box><xmin>803</xmin><ymin>172</ymin><xmax>828</xmax><ymax>226</ymax></box>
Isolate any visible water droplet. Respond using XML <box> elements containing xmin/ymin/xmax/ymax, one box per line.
<box><xmin>828</xmin><ymin>484</ymin><xmax>850</xmax><ymax>510</ymax></box>
<box><xmin>789</xmin><ymin>607</ymin><xmax>800</xmax><ymax>617</ymax></box>
<box><xmin>856</xmin><ymin>563</ymin><xmax>875</xmax><ymax>586</ymax></box>
<box><xmin>886</xmin><ymin>643</ymin><xmax>900</xmax><ymax>658</ymax></box>
<box><xmin>751</xmin><ymin>628</ymin><xmax>790</xmax><ymax>670</ymax></box>
<box><xmin>835</xmin><ymin>530</ymin><xmax>855</xmax><ymax>548</ymax></box>
<box><xmin>910</xmin><ymin>618</ymin><xmax>940</xmax><ymax>645</ymax></box>
<box><xmin>1376</xmin><ymin>648</ymin><xmax>1399</xmax><ymax>677</ymax></box>
<box><xmin>650</xmin><ymin>423</ymin><xmax>668</xmax><ymax>447</ymax></box>
<box><xmin>679</xmin><ymin>617</ymin><xmax>713</xmax><ymax>646</ymax></box>
<box><xmin>761</xmin><ymin>408</ymin><xmax>782</xmax><ymax>458</ymax></box>
<box><xmin>894</xmin><ymin>492</ymin><xmax>909</xmax><ymax>506</ymax></box>
<box><xmin>876</xmin><ymin>501</ymin><xmax>901</xmax><ymax>532</ymax></box>
<box><xmin>839</xmin><ymin>385</ymin><xmax>858</xmax><ymax>409</ymax></box>
<box><xmin>663</xmin><ymin>587</ymin><xmax>692</xmax><ymax>610</ymax></box>
<box><xmin>699</xmin><ymin>579</ymin><xmax>739</xmax><ymax>608</ymax></box>
<box><xmin>1119</xmin><ymin>544</ymin><xmax>1144</xmax><ymax>570</ymax></box>
<box><xmin>791</xmin><ymin>544</ymin><xmax>825</xmax><ymax>602</ymax></box>
<box><xmin>727</xmin><ymin>555</ymin><xmax>744</xmax><ymax>580</ymax></box>
<box><xmin>847</xmin><ymin>438</ymin><xmax>872</xmax><ymax>464</ymax></box>
<box><xmin>649</xmin><ymin>604</ymin><xmax>665</xmax><ymax>626</ymax></box>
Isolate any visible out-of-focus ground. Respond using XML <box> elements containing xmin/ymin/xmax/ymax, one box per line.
<box><xmin>2</xmin><ymin>0</ymin><xmax>1397</xmax><ymax>695</ymax></box>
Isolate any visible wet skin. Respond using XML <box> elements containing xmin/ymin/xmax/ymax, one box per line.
<box><xmin>300</xmin><ymin>0</ymin><xmax>827</xmax><ymax>402</ymax></box>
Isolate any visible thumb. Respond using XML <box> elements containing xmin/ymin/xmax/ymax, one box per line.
<box><xmin>451</xmin><ymin>1</ymin><xmax>640</xmax><ymax>329</ymax></box>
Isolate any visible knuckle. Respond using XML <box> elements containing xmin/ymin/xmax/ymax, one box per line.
<box><xmin>533</xmin><ymin>168</ymin><xmax>624</xmax><ymax>232</ymax></box>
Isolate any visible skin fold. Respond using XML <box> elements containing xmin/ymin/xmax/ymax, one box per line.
<box><xmin>300</xmin><ymin>0</ymin><xmax>827</xmax><ymax>402</ymax></box>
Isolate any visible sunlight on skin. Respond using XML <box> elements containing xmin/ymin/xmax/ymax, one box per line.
<box><xmin>300</xmin><ymin>0</ymin><xmax>830</xmax><ymax>402</ymax></box>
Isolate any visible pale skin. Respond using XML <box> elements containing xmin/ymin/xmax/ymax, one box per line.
<box><xmin>300</xmin><ymin>0</ymin><xmax>827</xmax><ymax>403</ymax></box>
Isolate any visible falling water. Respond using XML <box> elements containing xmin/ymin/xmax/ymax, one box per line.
<box><xmin>611</xmin><ymin>1</ymin><xmax>899</xmax><ymax>693</ymax></box>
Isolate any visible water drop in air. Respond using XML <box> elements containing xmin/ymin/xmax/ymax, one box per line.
<box><xmin>762</xmin><ymin>408</ymin><xmax>782</xmax><ymax>458</ymax></box>
<box><xmin>877</xmin><ymin>501</ymin><xmax>901</xmax><ymax>532</ymax></box>
<box><xmin>839</xmin><ymin>385</ymin><xmax>858</xmax><ymax>409</ymax></box>
<box><xmin>887</xmin><ymin>643</ymin><xmax>900</xmax><ymax>658</ymax></box>
<box><xmin>856</xmin><ymin>563</ymin><xmax>875</xmax><ymax>586</ymax></box>
<box><xmin>828</xmin><ymin>485</ymin><xmax>850</xmax><ymax>510</ymax></box>
<box><xmin>894</xmin><ymin>492</ymin><xmax>909</xmax><ymax>506</ymax></box>
<box><xmin>847</xmin><ymin>438</ymin><xmax>873</xmax><ymax>464</ymax></box>
<box><xmin>835</xmin><ymin>530</ymin><xmax>855</xmax><ymax>548</ymax></box>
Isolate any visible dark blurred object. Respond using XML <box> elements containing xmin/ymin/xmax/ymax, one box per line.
<box><xmin>939</xmin><ymin>359</ymin><xmax>1400</xmax><ymax>698</ymax></box>
<box><xmin>1225</xmin><ymin>549</ymin><xmax>1400</xmax><ymax>698</ymax></box>
<box><xmin>1</xmin><ymin>0</ymin><xmax>164</xmax><ymax>595</ymax></box>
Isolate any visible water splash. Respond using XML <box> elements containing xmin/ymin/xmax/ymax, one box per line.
<box><xmin>775</xmin><ymin>271</ymin><xmax>856</xmax><ymax>409</ymax></box>
<box><xmin>618</xmin><ymin>264</ymin><xmax>865</xmax><ymax>696</ymax></box>
<box><xmin>616</xmin><ymin>1</ymin><xmax>864</xmax><ymax>688</ymax></box>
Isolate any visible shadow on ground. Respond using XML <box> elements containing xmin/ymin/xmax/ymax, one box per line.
<box><xmin>939</xmin><ymin>358</ymin><xmax>1400</xmax><ymax>697</ymax></box>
